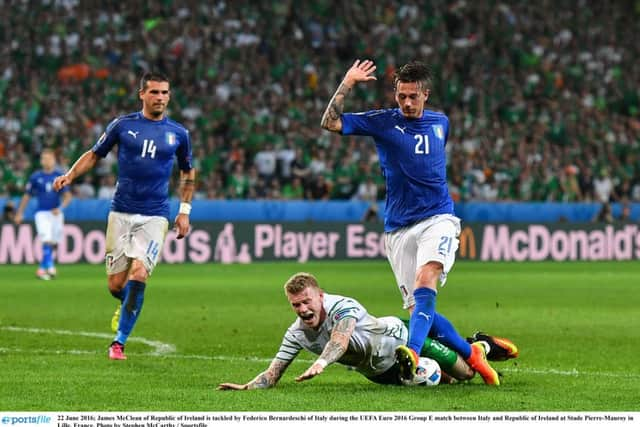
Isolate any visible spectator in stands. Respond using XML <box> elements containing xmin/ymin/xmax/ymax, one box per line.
<box><xmin>0</xmin><ymin>1</ymin><xmax>639</xmax><ymax>204</ymax></box>
<box><xmin>74</xmin><ymin>175</ymin><xmax>96</xmax><ymax>199</ymax></box>
<box><xmin>592</xmin><ymin>202</ymin><xmax>614</xmax><ymax>224</ymax></box>
<box><xmin>97</xmin><ymin>175</ymin><xmax>117</xmax><ymax>200</ymax></box>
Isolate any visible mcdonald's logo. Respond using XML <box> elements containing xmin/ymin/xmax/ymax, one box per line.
<box><xmin>458</xmin><ymin>226</ymin><xmax>476</xmax><ymax>259</ymax></box>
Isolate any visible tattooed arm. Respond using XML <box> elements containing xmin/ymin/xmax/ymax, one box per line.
<box><xmin>320</xmin><ymin>59</ymin><xmax>377</xmax><ymax>133</ymax></box>
<box><xmin>218</xmin><ymin>358</ymin><xmax>293</xmax><ymax>391</ymax></box>
<box><xmin>218</xmin><ymin>331</ymin><xmax>301</xmax><ymax>391</ymax></box>
<box><xmin>295</xmin><ymin>317</ymin><xmax>357</xmax><ymax>382</ymax></box>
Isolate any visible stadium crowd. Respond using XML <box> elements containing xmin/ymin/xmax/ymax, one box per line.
<box><xmin>1</xmin><ymin>0</ymin><xmax>639</xmax><ymax>205</ymax></box>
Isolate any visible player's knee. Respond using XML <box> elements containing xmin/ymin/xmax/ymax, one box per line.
<box><xmin>128</xmin><ymin>261</ymin><xmax>149</xmax><ymax>283</ymax></box>
<box><xmin>107</xmin><ymin>275</ymin><xmax>127</xmax><ymax>293</ymax></box>
<box><xmin>415</xmin><ymin>261</ymin><xmax>442</xmax><ymax>288</ymax></box>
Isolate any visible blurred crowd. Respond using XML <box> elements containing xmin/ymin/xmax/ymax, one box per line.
<box><xmin>1</xmin><ymin>0</ymin><xmax>639</xmax><ymax>204</ymax></box>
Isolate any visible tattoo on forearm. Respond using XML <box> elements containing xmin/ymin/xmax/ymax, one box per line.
<box><xmin>321</xmin><ymin>82</ymin><xmax>351</xmax><ymax>129</ymax></box>
<box><xmin>249</xmin><ymin>373</ymin><xmax>270</xmax><ymax>389</ymax></box>
<box><xmin>247</xmin><ymin>359</ymin><xmax>291</xmax><ymax>389</ymax></box>
<box><xmin>318</xmin><ymin>317</ymin><xmax>356</xmax><ymax>365</ymax></box>
<box><xmin>179</xmin><ymin>171</ymin><xmax>196</xmax><ymax>204</ymax></box>
<box><xmin>319</xmin><ymin>341</ymin><xmax>346</xmax><ymax>365</ymax></box>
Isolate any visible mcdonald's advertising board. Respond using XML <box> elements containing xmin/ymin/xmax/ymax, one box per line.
<box><xmin>1</xmin><ymin>221</ymin><xmax>639</xmax><ymax>264</ymax></box>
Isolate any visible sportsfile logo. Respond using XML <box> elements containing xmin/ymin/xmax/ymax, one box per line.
<box><xmin>1</xmin><ymin>416</ymin><xmax>51</xmax><ymax>425</ymax></box>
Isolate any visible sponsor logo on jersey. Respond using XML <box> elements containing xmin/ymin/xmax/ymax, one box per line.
<box><xmin>166</xmin><ymin>132</ymin><xmax>176</xmax><ymax>146</ymax></box>
<box><xmin>127</xmin><ymin>130</ymin><xmax>139</xmax><ymax>139</ymax></box>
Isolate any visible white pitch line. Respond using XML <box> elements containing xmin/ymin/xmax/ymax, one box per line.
<box><xmin>2</xmin><ymin>326</ymin><xmax>639</xmax><ymax>379</ymax></box>
<box><xmin>0</xmin><ymin>326</ymin><xmax>175</xmax><ymax>355</ymax></box>
<box><xmin>0</xmin><ymin>346</ymin><xmax>639</xmax><ymax>380</ymax></box>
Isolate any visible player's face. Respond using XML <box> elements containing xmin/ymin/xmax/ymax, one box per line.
<box><xmin>287</xmin><ymin>287</ymin><xmax>325</xmax><ymax>329</ymax></box>
<box><xmin>40</xmin><ymin>152</ymin><xmax>56</xmax><ymax>171</ymax></box>
<box><xmin>140</xmin><ymin>81</ymin><xmax>171</xmax><ymax>120</ymax></box>
<box><xmin>395</xmin><ymin>81</ymin><xmax>429</xmax><ymax>119</ymax></box>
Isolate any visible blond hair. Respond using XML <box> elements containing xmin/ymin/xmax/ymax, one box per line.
<box><xmin>284</xmin><ymin>272</ymin><xmax>320</xmax><ymax>294</ymax></box>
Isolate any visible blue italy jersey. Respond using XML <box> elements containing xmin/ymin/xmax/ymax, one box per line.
<box><xmin>26</xmin><ymin>169</ymin><xmax>69</xmax><ymax>212</ymax></box>
<box><xmin>92</xmin><ymin>111</ymin><xmax>193</xmax><ymax>220</ymax></box>
<box><xmin>342</xmin><ymin>108</ymin><xmax>454</xmax><ymax>232</ymax></box>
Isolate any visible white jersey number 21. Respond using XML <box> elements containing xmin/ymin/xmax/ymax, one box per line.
<box><xmin>414</xmin><ymin>134</ymin><xmax>430</xmax><ymax>154</ymax></box>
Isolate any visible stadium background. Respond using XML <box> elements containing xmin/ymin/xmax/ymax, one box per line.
<box><xmin>1</xmin><ymin>0</ymin><xmax>640</xmax><ymax>413</ymax></box>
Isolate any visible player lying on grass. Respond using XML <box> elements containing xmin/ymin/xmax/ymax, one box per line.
<box><xmin>218</xmin><ymin>273</ymin><xmax>517</xmax><ymax>390</ymax></box>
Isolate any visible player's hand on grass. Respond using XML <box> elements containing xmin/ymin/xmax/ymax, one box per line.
<box><xmin>343</xmin><ymin>59</ymin><xmax>377</xmax><ymax>88</ymax></box>
<box><xmin>174</xmin><ymin>213</ymin><xmax>190</xmax><ymax>239</ymax></box>
<box><xmin>217</xmin><ymin>382</ymin><xmax>248</xmax><ymax>391</ymax></box>
<box><xmin>295</xmin><ymin>362</ymin><xmax>325</xmax><ymax>382</ymax></box>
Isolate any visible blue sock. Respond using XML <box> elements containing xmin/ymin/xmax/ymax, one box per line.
<box><xmin>110</xmin><ymin>282</ymin><xmax>130</xmax><ymax>302</ymax></box>
<box><xmin>41</xmin><ymin>244</ymin><xmax>53</xmax><ymax>269</ymax></box>
<box><xmin>114</xmin><ymin>280</ymin><xmax>145</xmax><ymax>345</ymax></box>
<box><xmin>430</xmin><ymin>312</ymin><xmax>472</xmax><ymax>359</ymax></box>
<box><xmin>407</xmin><ymin>288</ymin><xmax>437</xmax><ymax>355</ymax></box>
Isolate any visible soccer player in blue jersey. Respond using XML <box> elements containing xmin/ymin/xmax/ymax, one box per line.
<box><xmin>53</xmin><ymin>72</ymin><xmax>195</xmax><ymax>360</ymax></box>
<box><xmin>321</xmin><ymin>60</ymin><xmax>502</xmax><ymax>385</ymax></box>
<box><xmin>14</xmin><ymin>149</ymin><xmax>72</xmax><ymax>280</ymax></box>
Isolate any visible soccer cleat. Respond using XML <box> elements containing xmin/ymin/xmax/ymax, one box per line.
<box><xmin>111</xmin><ymin>305</ymin><xmax>121</xmax><ymax>333</ymax></box>
<box><xmin>36</xmin><ymin>268</ymin><xmax>51</xmax><ymax>281</ymax></box>
<box><xmin>466</xmin><ymin>342</ymin><xmax>500</xmax><ymax>386</ymax></box>
<box><xmin>108</xmin><ymin>342</ymin><xmax>126</xmax><ymax>360</ymax></box>
<box><xmin>395</xmin><ymin>345</ymin><xmax>419</xmax><ymax>381</ymax></box>
<box><xmin>467</xmin><ymin>332</ymin><xmax>519</xmax><ymax>361</ymax></box>
<box><xmin>47</xmin><ymin>267</ymin><xmax>57</xmax><ymax>278</ymax></box>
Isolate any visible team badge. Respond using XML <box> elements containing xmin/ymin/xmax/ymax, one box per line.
<box><xmin>432</xmin><ymin>124</ymin><xmax>444</xmax><ymax>141</ymax></box>
<box><xmin>166</xmin><ymin>132</ymin><xmax>176</xmax><ymax>146</ymax></box>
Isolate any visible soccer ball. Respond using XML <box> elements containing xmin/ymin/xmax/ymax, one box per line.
<box><xmin>401</xmin><ymin>357</ymin><xmax>442</xmax><ymax>386</ymax></box>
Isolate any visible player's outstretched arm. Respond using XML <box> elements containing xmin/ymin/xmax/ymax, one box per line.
<box><xmin>295</xmin><ymin>317</ymin><xmax>356</xmax><ymax>382</ymax></box>
<box><xmin>218</xmin><ymin>358</ymin><xmax>292</xmax><ymax>391</ymax></box>
<box><xmin>320</xmin><ymin>59</ymin><xmax>377</xmax><ymax>133</ymax></box>
<box><xmin>53</xmin><ymin>150</ymin><xmax>98</xmax><ymax>191</ymax></box>
<box><xmin>174</xmin><ymin>168</ymin><xmax>195</xmax><ymax>239</ymax></box>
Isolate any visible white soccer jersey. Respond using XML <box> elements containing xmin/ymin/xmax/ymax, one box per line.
<box><xmin>276</xmin><ymin>293</ymin><xmax>408</xmax><ymax>378</ymax></box>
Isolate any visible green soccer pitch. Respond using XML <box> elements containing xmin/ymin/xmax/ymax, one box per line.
<box><xmin>0</xmin><ymin>260</ymin><xmax>638</xmax><ymax>411</ymax></box>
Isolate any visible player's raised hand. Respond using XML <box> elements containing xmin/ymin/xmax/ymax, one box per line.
<box><xmin>295</xmin><ymin>361</ymin><xmax>325</xmax><ymax>382</ymax></box>
<box><xmin>217</xmin><ymin>382</ymin><xmax>248</xmax><ymax>391</ymax></box>
<box><xmin>343</xmin><ymin>59</ymin><xmax>377</xmax><ymax>87</ymax></box>
<box><xmin>53</xmin><ymin>174</ymin><xmax>72</xmax><ymax>191</ymax></box>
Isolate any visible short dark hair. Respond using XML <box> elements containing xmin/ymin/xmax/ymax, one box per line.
<box><xmin>394</xmin><ymin>61</ymin><xmax>432</xmax><ymax>91</ymax></box>
<box><xmin>140</xmin><ymin>71</ymin><xmax>170</xmax><ymax>91</ymax></box>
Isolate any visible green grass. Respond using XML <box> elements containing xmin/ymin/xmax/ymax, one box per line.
<box><xmin>1</xmin><ymin>261</ymin><xmax>638</xmax><ymax>411</ymax></box>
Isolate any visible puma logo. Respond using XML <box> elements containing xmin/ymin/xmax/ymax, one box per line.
<box><xmin>394</xmin><ymin>125</ymin><xmax>406</xmax><ymax>134</ymax></box>
<box><xmin>128</xmin><ymin>130</ymin><xmax>139</xmax><ymax>139</ymax></box>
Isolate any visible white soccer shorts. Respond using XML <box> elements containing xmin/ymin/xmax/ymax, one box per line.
<box><xmin>34</xmin><ymin>210</ymin><xmax>65</xmax><ymax>244</ymax></box>
<box><xmin>104</xmin><ymin>211</ymin><xmax>169</xmax><ymax>275</ymax></box>
<box><xmin>384</xmin><ymin>214</ymin><xmax>461</xmax><ymax>309</ymax></box>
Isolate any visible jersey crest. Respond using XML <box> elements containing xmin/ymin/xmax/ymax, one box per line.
<box><xmin>166</xmin><ymin>132</ymin><xmax>176</xmax><ymax>146</ymax></box>
<box><xmin>432</xmin><ymin>124</ymin><xmax>444</xmax><ymax>141</ymax></box>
